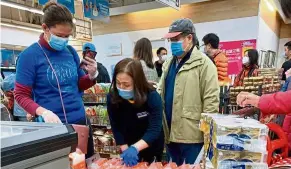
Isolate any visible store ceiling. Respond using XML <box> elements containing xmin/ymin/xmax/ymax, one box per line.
<box><xmin>1</xmin><ymin>0</ymin><xmax>42</xmax><ymax>25</ymax></box>
<box><xmin>1</xmin><ymin>0</ymin><xmax>290</xmax><ymax>32</ymax></box>
<box><xmin>1</xmin><ymin>0</ymin><xmax>208</xmax><ymax>25</ymax></box>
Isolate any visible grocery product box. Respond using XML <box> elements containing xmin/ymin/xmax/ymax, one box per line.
<box><xmin>200</xmin><ymin>113</ymin><xmax>268</xmax><ymax>153</ymax></box>
<box><xmin>200</xmin><ymin>113</ymin><xmax>269</xmax><ymax>169</ymax></box>
<box><xmin>208</xmin><ymin>146</ymin><xmax>267</xmax><ymax>169</ymax></box>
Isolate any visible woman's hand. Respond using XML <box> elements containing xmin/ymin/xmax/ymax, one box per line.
<box><xmin>26</xmin><ymin>114</ymin><xmax>33</xmax><ymax>122</ymax></box>
<box><xmin>82</xmin><ymin>57</ymin><xmax>98</xmax><ymax>80</ymax></box>
<box><xmin>121</xmin><ymin>146</ymin><xmax>139</xmax><ymax>167</ymax></box>
<box><xmin>41</xmin><ymin>110</ymin><xmax>62</xmax><ymax>123</ymax></box>
<box><xmin>236</xmin><ymin>92</ymin><xmax>261</xmax><ymax>108</ymax></box>
<box><xmin>36</xmin><ymin>107</ymin><xmax>61</xmax><ymax>123</ymax></box>
<box><xmin>120</xmin><ymin>144</ymin><xmax>129</xmax><ymax>152</ymax></box>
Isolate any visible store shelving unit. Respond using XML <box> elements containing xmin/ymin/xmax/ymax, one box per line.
<box><xmin>83</xmin><ymin>90</ymin><xmax>119</xmax><ymax>159</ymax></box>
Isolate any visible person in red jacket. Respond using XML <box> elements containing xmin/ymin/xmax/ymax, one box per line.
<box><xmin>236</xmin><ymin>90</ymin><xmax>291</xmax><ymax>155</ymax></box>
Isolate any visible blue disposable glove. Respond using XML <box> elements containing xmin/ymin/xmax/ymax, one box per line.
<box><xmin>121</xmin><ymin>146</ymin><xmax>139</xmax><ymax>167</ymax></box>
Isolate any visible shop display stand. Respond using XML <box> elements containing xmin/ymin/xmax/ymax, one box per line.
<box><xmin>83</xmin><ymin>90</ymin><xmax>120</xmax><ymax>159</ymax></box>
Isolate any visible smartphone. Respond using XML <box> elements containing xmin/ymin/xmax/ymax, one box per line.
<box><xmin>80</xmin><ymin>50</ymin><xmax>97</xmax><ymax>68</ymax></box>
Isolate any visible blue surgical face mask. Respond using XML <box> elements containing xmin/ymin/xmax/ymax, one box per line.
<box><xmin>117</xmin><ymin>87</ymin><xmax>134</xmax><ymax>100</ymax></box>
<box><xmin>48</xmin><ymin>32</ymin><xmax>69</xmax><ymax>51</ymax></box>
<box><xmin>171</xmin><ymin>41</ymin><xmax>184</xmax><ymax>57</ymax></box>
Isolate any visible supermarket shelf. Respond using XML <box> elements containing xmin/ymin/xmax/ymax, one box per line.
<box><xmin>91</xmin><ymin>124</ymin><xmax>111</xmax><ymax>129</ymax></box>
<box><xmin>99</xmin><ymin>153</ymin><xmax>120</xmax><ymax>158</ymax></box>
<box><xmin>91</xmin><ymin>124</ymin><xmax>110</xmax><ymax>127</ymax></box>
<box><xmin>84</xmin><ymin>102</ymin><xmax>106</xmax><ymax>106</ymax></box>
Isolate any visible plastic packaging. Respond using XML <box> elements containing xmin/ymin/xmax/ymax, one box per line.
<box><xmin>69</xmin><ymin>152</ymin><xmax>87</xmax><ymax>169</ymax></box>
<box><xmin>201</xmin><ymin>113</ymin><xmax>269</xmax><ymax>169</ymax></box>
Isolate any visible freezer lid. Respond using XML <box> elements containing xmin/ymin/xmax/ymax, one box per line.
<box><xmin>1</xmin><ymin>121</ymin><xmax>78</xmax><ymax>167</ymax></box>
<box><xmin>1</xmin><ymin>121</ymin><xmax>73</xmax><ymax>148</ymax></box>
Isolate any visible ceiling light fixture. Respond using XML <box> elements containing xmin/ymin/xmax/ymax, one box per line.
<box><xmin>0</xmin><ymin>22</ymin><xmax>43</xmax><ymax>33</ymax></box>
<box><xmin>0</xmin><ymin>0</ymin><xmax>44</xmax><ymax>15</ymax></box>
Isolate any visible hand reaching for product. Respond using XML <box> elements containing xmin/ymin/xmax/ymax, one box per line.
<box><xmin>41</xmin><ymin>110</ymin><xmax>62</xmax><ymax>123</ymax></box>
<box><xmin>121</xmin><ymin>146</ymin><xmax>139</xmax><ymax>167</ymax></box>
<box><xmin>236</xmin><ymin>92</ymin><xmax>260</xmax><ymax>108</ymax></box>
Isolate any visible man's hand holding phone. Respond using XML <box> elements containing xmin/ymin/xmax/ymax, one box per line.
<box><xmin>82</xmin><ymin>57</ymin><xmax>98</xmax><ymax>80</ymax></box>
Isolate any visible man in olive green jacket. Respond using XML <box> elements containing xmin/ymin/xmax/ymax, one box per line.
<box><xmin>157</xmin><ymin>18</ymin><xmax>219</xmax><ymax>165</ymax></box>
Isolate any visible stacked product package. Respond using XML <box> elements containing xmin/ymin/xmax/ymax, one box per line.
<box><xmin>200</xmin><ymin>113</ymin><xmax>269</xmax><ymax>169</ymax></box>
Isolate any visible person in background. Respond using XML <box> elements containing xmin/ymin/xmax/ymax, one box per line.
<box><xmin>82</xmin><ymin>43</ymin><xmax>111</xmax><ymax>83</ymax></box>
<box><xmin>1</xmin><ymin>88</ymin><xmax>14</xmax><ymax>121</ymax></box>
<box><xmin>158</xmin><ymin>18</ymin><xmax>219</xmax><ymax>165</ymax></box>
<box><xmin>107</xmin><ymin>58</ymin><xmax>164</xmax><ymax>166</ymax></box>
<box><xmin>1</xmin><ymin>74</ymin><xmax>29</xmax><ymax>121</ymax></box>
<box><xmin>281</xmin><ymin>41</ymin><xmax>291</xmax><ymax>80</ymax></box>
<box><xmin>133</xmin><ymin>38</ymin><xmax>159</xmax><ymax>83</ymax></box>
<box><xmin>281</xmin><ymin>68</ymin><xmax>291</xmax><ymax>91</ymax></box>
<box><xmin>14</xmin><ymin>2</ymin><xmax>97</xmax><ymax>158</ymax></box>
<box><xmin>202</xmin><ymin>33</ymin><xmax>229</xmax><ymax>84</ymax></box>
<box><xmin>234</xmin><ymin>49</ymin><xmax>259</xmax><ymax>87</ymax></box>
<box><xmin>154</xmin><ymin>47</ymin><xmax>168</xmax><ymax>78</ymax></box>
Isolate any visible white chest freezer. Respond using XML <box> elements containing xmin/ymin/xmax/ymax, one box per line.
<box><xmin>1</xmin><ymin>121</ymin><xmax>78</xmax><ymax>169</ymax></box>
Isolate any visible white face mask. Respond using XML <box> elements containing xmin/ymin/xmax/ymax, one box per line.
<box><xmin>242</xmin><ymin>56</ymin><xmax>249</xmax><ymax>65</ymax></box>
<box><xmin>161</xmin><ymin>55</ymin><xmax>168</xmax><ymax>61</ymax></box>
<box><xmin>281</xmin><ymin>52</ymin><xmax>287</xmax><ymax>58</ymax></box>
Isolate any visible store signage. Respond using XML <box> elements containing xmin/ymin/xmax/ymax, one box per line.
<box><xmin>83</xmin><ymin>0</ymin><xmax>109</xmax><ymax>21</ymax></box>
<box><xmin>156</xmin><ymin>0</ymin><xmax>180</xmax><ymax>10</ymax></box>
<box><xmin>74</xmin><ymin>18</ymin><xmax>93</xmax><ymax>41</ymax></box>
<box><xmin>219</xmin><ymin>39</ymin><xmax>257</xmax><ymax>75</ymax></box>
<box><xmin>107</xmin><ymin>43</ymin><xmax>122</xmax><ymax>56</ymax></box>
<box><xmin>38</xmin><ymin>0</ymin><xmax>75</xmax><ymax>14</ymax></box>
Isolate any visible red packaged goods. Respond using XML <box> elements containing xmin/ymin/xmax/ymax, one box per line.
<box><xmin>86</xmin><ymin>107</ymin><xmax>92</xmax><ymax>116</ymax></box>
<box><xmin>132</xmin><ymin>162</ymin><xmax>148</xmax><ymax>169</ymax></box>
<box><xmin>94</xmin><ymin>158</ymin><xmax>108</xmax><ymax>167</ymax></box>
<box><xmin>94</xmin><ymin>85</ymin><xmax>105</xmax><ymax>94</ymax></box>
<box><xmin>121</xmin><ymin>165</ymin><xmax>132</xmax><ymax>169</ymax></box>
<box><xmin>109</xmin><ymin>158</ymin><xmax>123</xmax><ymax>165</ymax></box>
<box><xmin>85</xmin><ymin>88</ymin><xmax>94</xmax><ymax>94</ymax></box>
<box><xmin>177</xmin><ymin>164</ymin><xmax>191</xmax><ymax>169</ymax></box>
<box><xmin>269</xmin><ymin>157</ymin><xmax>291</xmax><ymax>169</ymax></box>
<box><xmin>163</xmin><ymin>162</ymin><xmax>178</xmax><ymax>169</ymax></box>
<box><xmin>148</xmin><ymin>162</ymin><xmax>163</xmax><ymax>169</ymax></box>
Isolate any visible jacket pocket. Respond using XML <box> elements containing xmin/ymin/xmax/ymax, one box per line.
<box><xmin>181</xmin><ymin>106</ymin><xmax>202</xmax><ymax>120</ymax></box>
<box><xmin>178</xmin><ymin>106</ymin><xmax>203</xmax><ymax>141</ymax></box>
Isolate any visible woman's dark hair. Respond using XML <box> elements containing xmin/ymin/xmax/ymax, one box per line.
<box><xmin>110</xmin><ymin>58</ymin><xmax>155</xmax><ymax>106</ymax></box>
<box><xmin>245</xmin><ymin>49</ymin><xmax>259</xmax><ymax>66</ymax></box>
<box><xmin>134</xmin><ymin>38</ymin><xmax>154</xmax><ymax>69</ymax></box>
<box><xmin>42</xmin><ymin>2</ymin><xmax>73</xmax><ymax>28</ymax></box>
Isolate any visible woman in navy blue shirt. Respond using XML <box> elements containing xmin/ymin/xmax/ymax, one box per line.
<box><xmin>107</xmin><ymin>58</ymin><xmax>164</xmax><ymax>166</ymax></box>
<box><xmin>14</xmin><ymin>2</ymin><xmax>97</xmax><ymax>157</ymax></box>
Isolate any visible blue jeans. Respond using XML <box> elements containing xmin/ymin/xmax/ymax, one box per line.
<box><xmin>166</xmin><ymin>142</ymin><xmax>203</xmax><ymax>166</ymax></box>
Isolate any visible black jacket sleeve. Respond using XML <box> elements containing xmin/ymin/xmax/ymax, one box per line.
<box><xmin>141</xmin><ymin>91</ymin><xmax>163</xmax><ymax>145</ymax></box>
<box><xmin>96</xmin><ymin>63</ymin><xmax>111</xmax><ymax>83</ymax></box>
<box><xmin>107</xmin><ymin>94</ymin><xmax>125</xmax><ymax>145</ymax></box>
